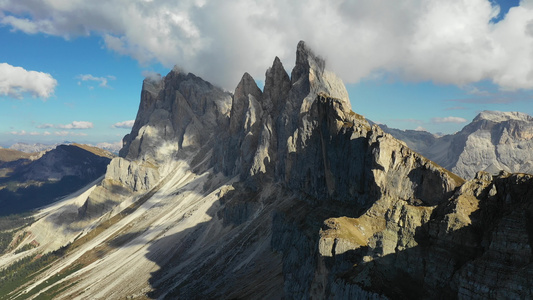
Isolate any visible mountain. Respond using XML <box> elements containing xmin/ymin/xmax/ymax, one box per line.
<box><xmin>0</xmin><ymin>148</ymin><xmax>35</xmax><ymax>164</ymax></box>
<box><xmin>381</xmin><ymin>111</ymin><xmax>533</xmax><ymax>179</ymax></box>
<box><xmin>94</xmin><ymin>142</ymin><xmax>122</xmax><ymax>154</ymax></box>
<box><xmin>9</xmin><ymin>143</ymin><xmax>61</xmax><ymax>153</ymax></box>
<box><xmin>0</xmin><ymin>144</ymin><xmax>113</xmax><ymax>216</ymax></box>
<box><xmin>0</xmin><ymin>42</ymin><xmax>532</xmax><ymax>299</ymax></box>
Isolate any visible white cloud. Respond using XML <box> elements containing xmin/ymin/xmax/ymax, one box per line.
<box><xmin>415</xmin><ymin>126</ymin><xmax>427</xmax><ymax>131</ymax></box>
<box><xmin>112</xmin><ymin>120</ymin><xmax>135</xmax><ymax>129</ymax></box>
<box><xmin>0</xmin><ymin>63</ymin><xmax>57</xmax><ymax>99</ymax></box>
<box><xmin>37</xmin><ymin>123</ymin><xmax>54</xmax><ymax>129</ymax></box>
<box><xmin>2</xmin><ymin>1</ymin><xmax>533</xmax><ymax>90</ymax></box>
<box><xmin>10</xmin><ymin>130</ymin><xmax>27</xmax><ymax>135</ymax></box>
<box><xmin>77</xmin><ymin>74</ymin><xmax>115</xmax><ymax>88</ymax></box>
<box><xmin>36</xmin><ymin>121</ymin><xmax>93</xmax><ymax>130</ymax></box>
<box><xmin>54</xmin><ymin>131</ymin><xmax>88</xmax><ymax>136</ymax></box>
<box><xmin>10</xmin><ymin>130</ymin><xmax>51</xmax><ymax>136</ymax></box>
<box><xmin>141</xmin><ymin>70</ymin><xmax>162</xmax><ymax>83</ymax></box>
<box><xmin>57</xmin><ymin>121</ymin><xmax>94</xmax><ymax>129</ymax></box>
<box><xmin>431</xmin><ymin>116</ymin><xmax>468</xmax><ymax>123</ymax></box>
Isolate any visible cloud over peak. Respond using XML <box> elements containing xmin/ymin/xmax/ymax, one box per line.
<box><xmin>0</xmin><ymin>63</ymin><xmax>57</xmax><ymax>99</ymax></box>
<box><xmin>1</xmin><ymin>1</ymin><xmax>532</xmax><ymax>90</ymax></box>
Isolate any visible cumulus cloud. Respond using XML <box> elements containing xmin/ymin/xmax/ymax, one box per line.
<box><xmin>37</xmin><ymin>123</ymin><xmax>54</xmax><ymax>129</ymax></box>
<box><xmin>57</xmin><ymin>121</ymin><xmax>94</xmax><ymax>129</ymax></box>
<box><xmin>77</xmin><ymin>74</ymin><xmax>115</xmax><ymax>88</ymax></box>
<box><xmin>54</xmin><ymin>131</ymin><xmax>88</xmax><ymax>137</ymax></box>
<box><xmin>141</xmin><ymin>71</ymin><xmax>162</xmax><ymax>83</ymax></box>
<box><xmin>36</xmin><ymin>121</ymin><xmax>93</xmax><ymax>129</ymax></box>
<box><xmin>0</xmin><ymin>63</ymin><xmax>57</xmax><ymax>99</ymax></box>
<box><xmin>112</xmin><ymin>120</ymin><xmax>135</xmax><ymax>129</ymax></box>
<box><xmin>10</xmin><ymin>130</ymin><xmax>27</xmax><ymax>135</ymax></box>
<box><xmin>10</xmin><ymin>130</ymin><xmax>51</xmax><ymax>136</ymax></box>
<box><xmin>431</xmin><ymin>116</ymin><xmax>468</xmax><ymax>123</ymax></box>
<box><xmin>2</xmin><ymin>1</ymin><xmax>533</xmax><ymax>90</ymax></box>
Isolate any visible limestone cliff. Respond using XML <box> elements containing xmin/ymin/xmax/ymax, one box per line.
<box><xmin>4</xmin><ymin>42</ymin><xmax>533</xmax><ymax>300</ymax></box>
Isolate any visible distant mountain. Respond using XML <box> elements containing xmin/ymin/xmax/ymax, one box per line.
<box><xmin>0</xmin><ymin>144</ymin><xmax>113</xmax><ymax>216</ymax></box>
<box><xmin>94</xmin><ymin>141</ymin><xmax>122</xmax><ymax>154</ymax></box>
<box><xmin>9</xmin><ymin>141</ymin><xmax>123</xmax><ymax>155</ymax></box>
<box><xmin>377</xmin><ymin>123</ymin><xmax>439</xmax><ymax>151</ymax></box>
<box><xmin>381</xmin><ymin>111</ymin><xmax>533</xmax><ymax>179</ymax></box>
<box><xmin>9</xmin><ymin>142</ymin><xmax>61</xmax><ymax>153</ymax></box>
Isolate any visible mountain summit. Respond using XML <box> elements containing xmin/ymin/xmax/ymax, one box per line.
<box><xmin>383</xmin><ymin>110</ymin><xmax>533</xmax><ymax>178</ymax></box>
<box><xmin>2</xmin><ymin>42</ymin><xmax>532</xmax><ymax>299</ymax></box>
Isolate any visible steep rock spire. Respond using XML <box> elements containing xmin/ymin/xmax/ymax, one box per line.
<box><xmin>263</xmin><ymin>56</ymin><xmax>291</xmax><ymax>115</ymax></box>
<box><xmin>220</xmin><ymin>72</ymin><xmax>264</xmax><ymax>177</ymax></box>
<box><xmin>229</xmin><ymin>72</ymin><xmax>263</xmax><ymax>134</ymax></box>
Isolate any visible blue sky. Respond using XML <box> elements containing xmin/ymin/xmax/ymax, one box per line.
<box><xmin>0</xmin><ymin>0</ymin><xmax>531</xmax><ymax>147</ymax></box>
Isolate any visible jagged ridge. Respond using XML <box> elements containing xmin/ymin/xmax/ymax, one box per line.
<box><xmin>2</xmin><ymin>42</ymin><xmax>532</xmax><ymax>300</ymax></box>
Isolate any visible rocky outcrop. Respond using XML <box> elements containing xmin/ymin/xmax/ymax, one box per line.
<box><xmin>382</xmin><ymin>110</ymin><xmax>533</xmax><ymax>179</ymax></box>
<box><xmin>120</xmin><ymin>69</ymin><xmax>232</xmax><ymax>164</ymax></box>
<box><xmin>79</xmin><ymin>68</ymin><xmax>233</xmax><ymax>218</ymax></box>
<box><xmin>315</xmin><ymin>171</ymin><xmax>533</xmax><ymax>299</ymax></box>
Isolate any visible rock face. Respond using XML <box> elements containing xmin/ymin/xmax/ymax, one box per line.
<box><xmin>382</xmin><ymin>110</ymin><xmax>533</xmax><ymax>179</ymax></box>
<box><xmin>5</xmin><ymin>42</ymin><xmax>533</xmax><ymax>300</ymax></box>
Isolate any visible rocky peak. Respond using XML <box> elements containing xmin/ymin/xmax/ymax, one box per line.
<box><xmin>263</xmin><ymin>56</ymin><xmax>291</xmax><ymax>114</ymax></box>
<box><xmin>291</xmin><ymin>40</ymin><xmax>325</xmax><ymax>85</ymax></box>
<box><xmin>141</xmin><ymin>73</ymin><xmax>163</xmax><ymax>95</ymax></box>
<box><xmin>288</xmin><ymin>41</ymin><xmax>350</xmax><ymax>112</ymax></box>
<box><xmin>474</xmin><ymin>110</ymin><xmax>533</xmax><ymax>123</ymax></box>
<box><xmin>120</xmin><ymin>69</ymin><xmax>232</xmax><ymax>162</ymax></box>
<box><xmin>383</xmin><ymin>110</ymin><xmax>533</xmax><ymax>179</ymax></box>
<box><xmin>230</xmin><ymin>72</ymin><xmax>263</xmax><ymax>134</ymax></box>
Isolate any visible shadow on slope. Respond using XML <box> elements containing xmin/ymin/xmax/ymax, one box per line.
<box><xmin>0</xmin><ymin>176</ymin><xmax>95</xmax><ymax>217</ymax></box>
<box><xmin>322</xmin><ymin>173</ymin><xmax>533</xmax><ymax>299</ymax></box>
<box><xmin>139</xmin><ymin>171</ymin><xmax>533</xmax><ymax>299</ymax></box>
<box><xmin>0</xmin><ymin>145</ymin><xmax>112</xmax><ymax>217</ymax></box>
<box><xmin>142</xmin><ymin>186</ymin><xmax>349</xmax><ymax>299</ymax></box>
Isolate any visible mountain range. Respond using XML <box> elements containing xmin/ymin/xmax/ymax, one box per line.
<box><xmin>380</xmin><ymin>110</ymin><xmax>533</xmax><ymax>179</ymax></box>
<box><xmin>8</xmin><ymin>142</ymin><xmax>123</xmax><ymax>155</ymax></box>
<box><xmin>0</xmin><ymin>42</ymin><xmax>532</xmax><ymax>299</ymax></box>
<box><xmin>0</xmin><ymin>144</ymin><xmax>113</xmax><ymax>216</ymax></box>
